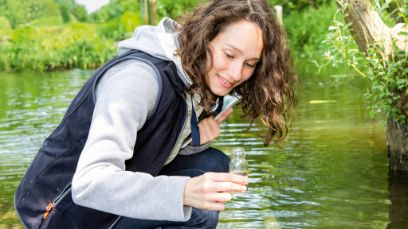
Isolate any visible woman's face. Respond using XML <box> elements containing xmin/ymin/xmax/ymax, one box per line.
<box><xmin>206</xmin><ymin>20</ymin><xmax>263</xmax><ymax>96</ymax></box>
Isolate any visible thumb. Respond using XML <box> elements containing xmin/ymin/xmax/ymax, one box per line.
<box><xmin>216</xmin><ymin>107</ymin><xmax>233</xmax><ymax>124</ymax></box>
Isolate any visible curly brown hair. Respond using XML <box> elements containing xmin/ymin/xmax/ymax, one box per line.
<box><xmin>177</xmin><ymin>0</ymin><xmax>297</xmax><ymax>145</ymax></box>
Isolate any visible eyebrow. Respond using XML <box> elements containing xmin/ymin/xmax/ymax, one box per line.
<box><xmin>226</xmin><ymin>44</ymin><xmax>261</xmax><ymax>61</ymax></box>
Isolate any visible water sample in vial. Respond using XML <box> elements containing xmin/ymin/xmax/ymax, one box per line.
<box><xmin>229</xmin><ymin>147</ymin><xmax>248</xmax><ymax>176</ymax></box>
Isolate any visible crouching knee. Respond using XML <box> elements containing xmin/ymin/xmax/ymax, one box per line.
<box><xmin>188</xmin><ymin>208</ymin><xmax>219</xmax><ymax>229</ymax></box>
<box><xmin>204</xmin><ymin>148</ymin><xmax>230</xmax><ymax>173</ymax></box>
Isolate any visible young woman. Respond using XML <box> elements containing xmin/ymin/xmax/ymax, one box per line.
<box><xmin>14</xmin><ymin>0</ymin><xmax>296</xmax><ymax>228</ymax></box>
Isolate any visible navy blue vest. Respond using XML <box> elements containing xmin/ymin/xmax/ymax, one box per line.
<box><xmin>14</xmin><ymin>50</ymin><xmax>188</xmax><ymax>228</ymax></box>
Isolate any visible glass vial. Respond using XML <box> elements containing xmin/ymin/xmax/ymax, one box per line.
<box><xmin>229</xmin><ymin>147</ymin><xmax>248</xmax><ymax>176</ymax></box>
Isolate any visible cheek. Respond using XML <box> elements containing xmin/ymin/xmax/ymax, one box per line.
<box><xmin>241</xmin><ymin>69</ymin><xmax>255</xmax><ymax>82</ymax></box>
<box><xmin>210</xmin><ymin>51</ymin><xmax>228</xmax><ymax>72</ymax></box>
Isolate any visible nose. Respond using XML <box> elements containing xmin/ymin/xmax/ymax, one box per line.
<box><xmin>228</xmin><ymin>61</ymin><xmax>243</xmax><ymax>82</ymax></box>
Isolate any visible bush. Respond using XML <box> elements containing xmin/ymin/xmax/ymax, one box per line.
<box><xmin>98</xmin><ymin>11</ymin><xmax>142</xmax><ymax>41</ymax></box>
<box><xmin>0</xmin><ymin>16</ymin><xmax>11</xmax><ymax>30</ymax></box>
<box><xmin>31</xmin><ymin>16</ymin><xmax>63</xmax><ymax>27</ymax></box>
<box><xmin>284</xmin><ymin>2</ymin><xmax>336</xmax><ymax>58</ymax></box>
<box><xmin>0</xmin><ymin>23</ymin><xmax>116</xmax><ymax>71</ymax></box>
<box><xmin>157</xmin><ymin>0</ymin><xmax>202</xmax><ymax>19</ymax></box>
<box><xmin>90</xmin><ymin>0</ymin><xmax>140</xmax><ymax>22</ymax></box>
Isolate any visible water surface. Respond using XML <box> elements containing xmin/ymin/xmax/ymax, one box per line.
<box><xmin>0</xmin><ymin>69</ymin><xmax>401</xmax><ymax>228</ymax></box>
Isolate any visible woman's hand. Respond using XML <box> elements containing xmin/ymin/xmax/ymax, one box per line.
<box><xmin>183</xmin><ymin>172</ymin><xmax>248</xmax><ymax>211</ymax></box>
<box><xmin>198</xmin><ymin>108</ymin><xmax>233</xmax><ymax>144</ymax></box>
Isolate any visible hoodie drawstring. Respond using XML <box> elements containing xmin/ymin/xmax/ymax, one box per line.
<box><xmin>190</xmin><ymin>102</ymin><xmax>200</xmax><ymax>146</ymax></box>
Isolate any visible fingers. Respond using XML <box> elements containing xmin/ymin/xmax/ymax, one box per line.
<box><xmin>206</xmin><ymin>192</ymin><xmax>232</xmax><ymax>202</ymax></box>
<box><xmin>205</xmin><ymin>172</ymin><xmax>248</xmax><ymax>185</ymax></box>
<box><xmin>196</xmin><ymin>193</ymin><xmax>232</xmax><ymax>211</ymax></box>
<box><xmin>216</xmin><ymin>107</ymin><xmax>233</xmax><ymax>124</ymax></box>
<box><xmin>201</xmin><ymin>202</ymin><xmax>227</xmax><ymax>211</ymax></box>
<box><xmin>198</xmin><ymin>116</ymin><xmax>221</xmax><ymax>144</ymax></box>
<box><xmin>184</xmin><ymin>172</ymin><xmax>249</xmax><ymax>211</ymax></box>
<box><xmin>209</xmin><ymin>182</ymin><xmax>247</xmax><ymax>192</ymax></box>
<box><xmin>198</xmin><ymin>108</ymin><xmax>233</xmax><ymax>144</ymax></box>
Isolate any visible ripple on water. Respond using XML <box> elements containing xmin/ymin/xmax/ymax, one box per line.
<box><xmin>0</xmin><ymin>71</ymin><xmax>395</xmax><ymax>228</ymax></box>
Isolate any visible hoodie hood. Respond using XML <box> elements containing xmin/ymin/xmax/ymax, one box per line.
<box><xmin>117</xmin><ymin>17</ymin><xmax>192</xmax><ymax>86</ymax></box>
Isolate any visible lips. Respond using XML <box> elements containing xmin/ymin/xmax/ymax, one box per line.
<box><xmin>217</xmin><ymin>74</ymin><xmax>233</xmax><ymax>88</ymax></box>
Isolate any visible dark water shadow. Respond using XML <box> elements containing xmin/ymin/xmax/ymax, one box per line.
<box><xmin>388</xmin><ymin>171</ymin><xmax>408</xmax><ymax>228</ymax></box>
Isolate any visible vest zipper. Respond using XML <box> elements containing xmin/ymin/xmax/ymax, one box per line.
<box><xmin>43</xmin><ymin>184</ymin><xmax>71</xmax><ymax>219</ymax></box>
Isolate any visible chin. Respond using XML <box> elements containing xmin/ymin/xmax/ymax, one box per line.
<box><xmin>211</xmin><ymin>89</ymin><xmax>230</xmax><ymax>97</ymax></box>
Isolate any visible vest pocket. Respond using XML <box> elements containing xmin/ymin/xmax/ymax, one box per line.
<box><xmin>40</xmin><ymin>184</ymin><xmax>71</xmax><ymax>228</ymax></box>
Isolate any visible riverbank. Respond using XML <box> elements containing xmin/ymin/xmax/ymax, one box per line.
<box><xmin>0</xmin><ymin>2</ymin><xmax>339</xmax><ymax>73</ymax></box>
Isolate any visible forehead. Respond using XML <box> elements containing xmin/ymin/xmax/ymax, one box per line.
<box><xmin>212</xmin><ymin>20</ymin><xmax>263</xmax><ymax>59</ymax></box>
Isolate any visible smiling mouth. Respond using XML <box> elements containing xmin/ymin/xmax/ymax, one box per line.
<box><xmin>217</xmin><ymin>74</ymin><xmax>233</xmax><ymax>88</ymax></box>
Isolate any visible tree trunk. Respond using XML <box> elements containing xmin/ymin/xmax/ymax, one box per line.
<box><xmin>387</xmin><ymin>119</ymin><xmax>408</xmax><ymax>173</ymax></box>
<box><xmin>388</xmin><ymin>171</ymin><xmax>408</xmax><ymax>227</ymax></box>
<box><xmin>339</xmin><ymin>0</ymin><xmax>408</xmax><ymax>173</ymax></box>
<box><xmin>340</xmin><ymin>0</ymin><xmax>407</xmax><ymax>58</ymax></box>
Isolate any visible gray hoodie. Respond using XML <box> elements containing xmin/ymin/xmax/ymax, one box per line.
<box><xmin>71</xmin><ymin>18</ymin><xmax>208</xmax><ymax>222</ymax></box>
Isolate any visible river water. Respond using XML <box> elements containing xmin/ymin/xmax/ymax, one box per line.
<box><xmin>0</xmin><ymin>68</ymin><xmax>406</xmax><ymax>228</ymax></box>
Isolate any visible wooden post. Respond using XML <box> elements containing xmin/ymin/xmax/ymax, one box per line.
<box><xmin>274</xmin><ymin>5</ymin><xmax>283</xmax><ymax>25</ymax></box>
<box><xmin>148</xmin><ymin>0</ymin><xmax>157</xmax><ymax>25</ymax></box>
<box><xmin>140</xmin><ymin>0</ymin><xmax>149</xmax><ymax>24</ymax></box>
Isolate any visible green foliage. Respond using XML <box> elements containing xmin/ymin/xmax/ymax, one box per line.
<box><xmin>54</xmin><ymin>0</ymin><xmax>88</xmax><ymax>23</ymax></box>
<box><xmin>325</xmin><ymin>0</ymin><xmax>408</xmax><ymax>122</ymax></box>
<box><xmin>365</xmin><ymin>49</ymin><xmax>408</xmax><ymax>121</ymax></box>
<box><xmin>0</xmin><ymin>0</ymin><xmax>148</xmax><ymax>72</ymax></box>
<box><xmin>31</xmin><ymin>16</ymin><xmax>64</xmax><ymax>27</ymax></box>
<box><xmin>0</xmin><ymin>0</ymin><xmax>349</xmax><ymax>72</ymax></box>
<box><xmin>59</xmin><ymin>4</ymin><xmax>71</xmax><ymax>23</ymax></box>
<box><xmin>268</xmin><ymin>0</ymin><xmax>332</xmax><ymax>13</ymax></box>
<box><xmin>6</xmin><ymin>0</ymin><xmax>61</xmax><ymax>28</ymax></box>
<box><xmin>89</xmin><ymin>0</ymin><xmax>140</xmax><ymax>22</ymax></box>
<box><xmin>71</xmin><ymin>5</ymin><xmax>88</xmax><ymax>22</ymax></box>
<box><xmin>157</xmin><ymin>0</ymin><xmax>203</xmax><ymax>19</ymax></box>
<box><xmin>157</xmin><ymin>0</ymin><xmax>334</xmax><ymax>20</ymax></box>
<box><xmin>98</xmin><ymin>11</ymin><xmax>142</xmax><ymax>41</ymax></box>
<box><xmin>284</xmin><ymin>1</ymin><xmax>343</xmax><ymax>70</ymax></box>
<box><xmin>0</xmin><ymin>0</ymin><xmax>7</xmax><ymax>16</ymax></box>
<box><xmin>373</xmin><ymin>0</ymin><xmax>407</xmax><ymax>24</ymax></box>
<box><xmin>0</xmin><ymin>23</ymin><xmax>115</xmax><ymax>71</ymax></box>
<box><xmin>0</xmin><ymin>16</ymin><xmax>11</xmax><ymax>30</ymax></box>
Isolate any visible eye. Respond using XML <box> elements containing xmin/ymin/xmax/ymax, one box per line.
<box><xmin>246</xmin><ymin>62</ymin><xmax>257</xmax><ymax>68</ymax></box>
<box><xmin>225</xmin><ymin>52</ymin><xmax>234</xmax><ymax>59</ymax></box>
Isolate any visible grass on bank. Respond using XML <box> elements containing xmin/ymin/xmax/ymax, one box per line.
<box><xmin>0</xmin><ymin>11</ymin><xmax>142</xmax><ymax>72</ymax></box>
<box><xmin>0</xmin><ymin>1</ymin><xmax>347</xmax><ymax>73</ymax></box>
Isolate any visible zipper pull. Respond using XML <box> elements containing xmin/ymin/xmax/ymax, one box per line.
<box><xmin>43</xmin><ymin>202</ymin><xmax>54</xmax><ymax>219</ymax></box>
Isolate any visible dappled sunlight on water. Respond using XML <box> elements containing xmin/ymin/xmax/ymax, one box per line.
<box><xmin>214</xmin><ymin>74</ymin><xmax>390</xmax><ymax>228</ymax></box>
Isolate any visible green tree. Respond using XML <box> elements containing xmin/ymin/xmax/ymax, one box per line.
<box><xmin>54</xmin><ymin>0</ymin><xmax>88</xmax><ymax>23</ymax></box>
<box><xmin>90</xmin><ymin>0</ymin><xmax>140</xmax><ymax>22</ymax></box>
<box><xmin>326</xmin><ymin>0</ymin><xmax>408</xmax><ymax>173</ymax></box>
<box><xmin>0</xmin><ymin>0</ymin><xmax>8</xmax><ymax>16</ymax></box>
<box><xmin>59</xmin><ymin>3</ymin><xmax>71</xmax><ymax>23</ymax></box>
<box><xmin>72</xmin><ymin>4</ymin><xmax>88</xmax><ymax>22</ymax></box>
<box><xmin>7</xmin><ymin>0</ymin><xmax>61</xmax><ymax>28</ymax></box>
<box><xmin>268</xmin><ymin>0</ymin><xmax>332</xmax><ymax>13</ymax></box>
<box><xmin>157</xmin><ymin>0</ymin><xmax>202</xmax><ymax>20</ymax></box>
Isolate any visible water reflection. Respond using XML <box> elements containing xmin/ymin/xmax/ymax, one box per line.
<box><xmin>215</xmin><ymin>74</ymin><xmax>391</xmax><ymax>228</ymax></box>
<box><xmin>0</xmin><ymin>71</ymin><xmax>404</xmax><ymax>228</ymax></box>
<box><xmin>388</xmin><ymin>173</ymin><xmax>408</xmax><ymax>228</ymax></box>
<box><xmin>0</xmin><ymin>70</ymin><xmax>91</xmax><ymax>227</ymax></box>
